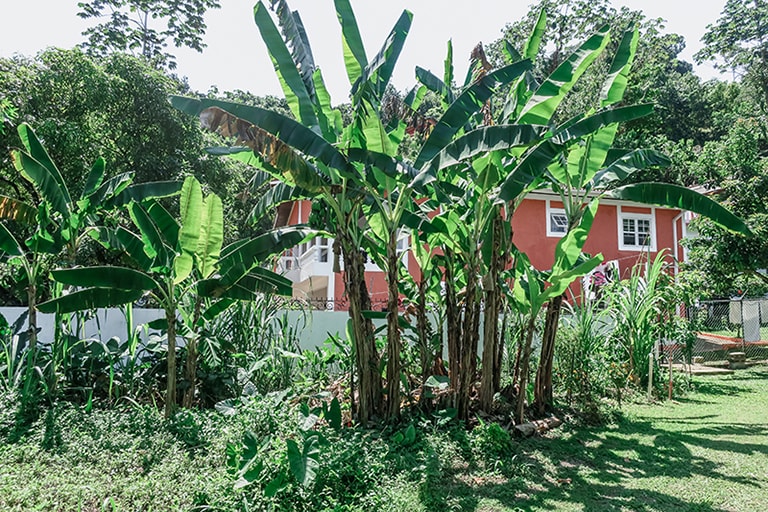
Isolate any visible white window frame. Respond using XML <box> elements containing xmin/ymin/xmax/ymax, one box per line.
<box><xmin>617</xmin><ymin>205</ymin><xmax>657</xmax><ymax>251</ymax></box>
<box><xmin>546</xmin><ymin>199</ymin><xmax>568</xmax><ymax>238</ymax></box>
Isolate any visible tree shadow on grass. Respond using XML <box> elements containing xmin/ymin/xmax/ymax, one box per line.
<box><xmin>689</xmin><ymin>380</ymin><xmax>748</xmax><ymax>397</ymax></box>
<box><xmin>417</xmin><ymin>411</ymin><xmax>765</xmax><ymax>511</ymax></box>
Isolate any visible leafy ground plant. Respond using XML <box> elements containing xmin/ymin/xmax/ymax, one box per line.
<box><xmin>0</xmin><ymin>367</ymin><xmax>767</xmax><ymax>511</ymax></box>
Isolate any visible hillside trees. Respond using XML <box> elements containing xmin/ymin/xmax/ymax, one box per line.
<box><xmin>0</xmin><ymin>49</ymin><xmax>269</xmax><ymax>252</ymax></box>
<box><xmin>696</xmin><ymin>0</ymin><xmax>768</xmax><ymax>122</ymax></box>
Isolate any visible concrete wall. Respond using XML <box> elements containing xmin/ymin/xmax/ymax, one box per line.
<box><xmin>0</xmin><ymin>307</ymin><xmax>388</xmax><ymax>350</ymax></box>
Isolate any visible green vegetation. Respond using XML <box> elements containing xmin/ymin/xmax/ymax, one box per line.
<box><xmin>0</xmin><ymin>0</ymin><xmax>766</xmax><ymax>509</ymax></box>
<box><xmin>1</xmin><ymin>368</ymin><xmax>766</xmax><ymax>511</ymax></box>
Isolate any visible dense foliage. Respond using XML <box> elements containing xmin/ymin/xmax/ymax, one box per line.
<box><xmin>0</xmin><ymin>0</ymin><xmax>764</xmax><ymax>508</ymax></box>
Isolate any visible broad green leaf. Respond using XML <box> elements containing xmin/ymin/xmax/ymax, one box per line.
<box><xmin>287</xmin><ymin>434</ymin><xmax>320</xmax><ymax>488</ymax></box>
<box><xmin>105</xmin><ymin>180</ymin><xmax>182</xmax><ymax>208</ymax></box>
<box><xmin>248</xmin><ymin>182</ymin><xmax>308</xmax><ymax>225</ymax></box>
<box><xmin>50</xmin><ymin>267</ymin><xmax>156</xmax><ymax>291</ymax></box>
<box><xmin>518</xmin><ymin>25</ymin><xmax>610</xmax><ymax>125</ymax></box>
<box><xmin>12</xmin><ymin>150</ymin><xmax>70</xmax><ymax>218</ymax></box>
<box><xmin>207</xmin><ymin>146</ymin><xmax>261</xmax><ymax>167</ymax></box>
<box><xmin>37</xmin><ymin>288</ymin><xmax>145</xmax><ymax>314</ymax></box>
<box><xmin>565</xmin><ymin>124</ymin><xmax>619</xmax><ymax>185</ymax></box>
<box><xmin>608</xmin><ymin>183</ymin><xmax>751</xmax><ymax>235</ymax></box>
<box><xmin>202</xmin><ymin>299</ymin><xmax>234</xmax><ymax>322</ymax></box>
<box><xmin>254</xmin><ymin>1</ymin><xmax>319</xmax><ymax>131</ymax></box>
<box><xmin>175</xmin><ymin>177</ymin><xmax>203</xmax><ymax>283</ymax></box>
<box><xmin>333</xmin><ymin>0</ymin><xmax>368</xmax><ymax>86</ymax></box>
<box><xmin>0</xmin><ymin>223</ymin><xmax>23</xmax><ymax>256</ymax></box>
<box><xmin>522</xmin><ymin>9</ymin><xmax>546</xmax><ymax>60</ymax></box>
<box><xmin>197</xmin><ymin>194</ymin><xmax>224</xmax><ymax>279</ymax></box>
<box><xmin>218</xmin><ymin>227</ymin><xmax>315</xmax><ymax>286</ymax></box>
<box><xmin>355</xmin><ymin>100</ymin><xmax>394</xmax><ymax>155</ymax></box>
<box><xmin>311</xmin><ymin>68</ymin><xmax>338</xmax><ymax>141</ymax></box>
<box><xmin>81</xmin><ymin>157</ymin><xmax>106</xmax><ymax>199</ymax></box>
<box><xmin>129</xmin><ymin>202</ymin><xmax>169</xmax><ymax>270</ymax></box>
<box><xmin>414</xmin><ymin>60</ymin><xmax>532</xmax><ymax>168</ymax></box>
<box><xmin>146</xmin><ymin>201</ymin><xmax>179</xmax><ymax>247</ymax></box>
<box><xmin>600</xmin><ymin>28</ymin><xmax>639</xmax><ymax>107</ymax></box>
<box><xmin>416</xmin><ymin>66</ymin><xmax>453</xmax><ymax>107</ymax></box>
<box><xmin>351</xmin><ymin>9</ymin><xmax>412</xmax><ymax>101</ymax></box>
<box><xmin>546</xmin><ymin>254</ymin><xmax>604</xmax><ymax>300</ymax></box>
<box><xmin>503</xmin><ymin>40</ymin><xmax>522</xmax><ymax>63</ymax></box>
<box><xmin>88</xmin><ymin>226</ymin><xmax>154</xmax><ymax>271</ymax></box>
<box><xmin>499</xmin><ymin>140</ymin><xmax>564</xmax><ymax>202</ymax></box>
<box><xmin>79</xmin><ymin>172</ymin><xmax>133</xmax><ymax>213</ymax></box>
<box><xmin>552</xmin><ymin>198</ymin><xmax>599</xmax><ymax>274</ymax></box>
<box><xmin>198</xmin><ymin>268</ymin><xmax>293</xmax><ymax>300</ymax></box>
<box><xmin>551</xmin><ymin>104</ymin><xmax>653</xmax><ymax>144</ymax></box>
<box><xmin>16</xmin><ymin>124</ymin><xmax>71</xmax><ymax>205</ymax></box>
<box><xmin>422</xmin><ymin>124</ymin><xmax>545</xmax><ymax>175</ymax></box>
<box><xmin>269</xmin><ymin>0</ymin><xmax>317</xmax><ymax>102</ymax></box>
<box><xmin>590</xmin><ymin>149</ymin><xmax>671</xmax><ymax>189</ymax></box>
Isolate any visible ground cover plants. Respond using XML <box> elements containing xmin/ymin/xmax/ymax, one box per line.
<box><xmin>1</xmin><ymin>368</ymin><xmax>766</xmax><ymax>511</ymax></box>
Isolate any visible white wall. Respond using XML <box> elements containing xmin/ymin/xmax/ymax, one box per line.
<box><xmin>0</xmin><ymin>307</ymin><xmax>386</xmax><ymax>350</ymax></box>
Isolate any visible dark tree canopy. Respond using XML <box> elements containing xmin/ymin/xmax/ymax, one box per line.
<box><xmin>0</xmin><ymin>48</ymin><xmax>268</xmax><ymax>243</ymax></box>
<box><xmin>696</xmin><ymin>0</ymin><xmax>768</xmax><ymax>121</ymax></box>
<box><xmin>77</xmin><ymin>0</ymin><xmax>221</xmax><ymax>69</ymax></box>
<box><xmin>684</xmin><ymin>119</ymin><xmax>768</xmax><ymax>297</ymax></box>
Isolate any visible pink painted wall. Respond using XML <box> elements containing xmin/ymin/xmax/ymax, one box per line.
<box><xmin>287</xmin><ymin>197</ymin><xmax>684</xmax><ymax>309</ymax></box>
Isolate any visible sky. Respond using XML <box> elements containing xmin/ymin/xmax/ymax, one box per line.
<box><xmin>0</xmin><ymin>0</ymin><xmax>728</xmax><ymax>103</ymax></box>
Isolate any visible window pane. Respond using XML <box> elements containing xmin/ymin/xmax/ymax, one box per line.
<box><xmin>551</xmin><ymin>212</ymin><xmax>568</xmax><ymax>233</ymax></box>
<box><xmin>623</xmin><ymin>232</ymin><xmax>636</xmax><ymax>246</ymax></box>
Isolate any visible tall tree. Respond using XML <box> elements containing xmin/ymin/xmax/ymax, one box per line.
<box><xmin>77</xmin><ymin>0</ymin><xmax>221</xmax><ymax>70</ymax></box>
<box><xmin>696</xmin><ymin>0</ymin><xmax>768</xmax><ymax>119</ymax></box>
<box><xmin>684</xmin><ymin>119</ymin><xmax>768</xmax><ymax>297</ymax></box>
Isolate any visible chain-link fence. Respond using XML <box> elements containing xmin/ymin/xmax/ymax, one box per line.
<box><xmin>678</xmin><ymin>299</ymin><xmax>768</xmax><ymax>368</ymax></box>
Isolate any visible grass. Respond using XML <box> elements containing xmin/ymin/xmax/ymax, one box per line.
<box><xmin>419</xmin><ymin>367</ymin><xmax>768</xmax><ymax>512</ymax></box>
<box><xmin>0</xmin><ymin>368</ymin><xmax>766</xmax><ymax>511</ymax></box>
<box><xmin>703</xmin><ymin>326</ymin><xmax>768</xmax><ymax>340</ymax></box>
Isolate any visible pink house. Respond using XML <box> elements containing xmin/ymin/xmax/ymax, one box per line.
<box><xmin>276</xmin><ymin>191</ymin><xmax>692</xmax><ymax>310</ymax></box>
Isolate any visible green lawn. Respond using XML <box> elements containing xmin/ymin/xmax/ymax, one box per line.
<box><xmin>1</xmin><ymin>368</ymin><xmax>766</xmax><ymax>511</ymax></box>
<box><xmin>423</xmin><ymin>367</ymin><xmax>768</xmax><ymax>512</ymax></box>
<box><xmin>703</xmin><ymin>327</ymin><xmax>768</xmax><ymax>340</ymax></box>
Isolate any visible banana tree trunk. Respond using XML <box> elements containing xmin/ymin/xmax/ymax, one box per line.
<box><xmin>515</xmin><ymin>312</ymin><xmax>538</xmax><ymax>424</ymax></box>
<box><xmin>341</xmin><ymin>238</ymin><xmax>381</xmax><ymax>425</ymax></box>
<box><xmin>534</xmin><ymin>294</ymin><xmax>564</xmax><ymax>415</ymax></box>
<box><xmin>165</xmin><ymin>306</ymin><xmax>177</xmax><ymax>418</ymax></box>
<box><xmin>417</xmin><ymin>278</ymin><xmax>430</xmax><ymax>381</ymax></box>
<box><xmin>480</xmin><ymin>215</ymin><xmax>504</xmax><ymax>412</ymax></box>
<box><xmin>457</xmin><ymin>263</ymin><xmax>480</xmax><ymax>421</ymax></box>
<box><xmin>494</xmin><ymin>309</ymin><xmax>508</xmax><ymax>393</ymax></box>
<box><xmin>27</xmin><ymin>281</ymin><xmax>37</xmax><ymax>352</ymax></box>
<box><xmin>183</xmin><ymin>298</ymin><xmax>203</xmax><ymax>408</ymax></box>
<box><xmin>444</xmin><ymin>254</ymin><xmax>461</xmax><ymax>392</ymax></box>
<box><xmin>385</xmin><ymin>232</ymin><xmax>401</xmax><ymax>420</ymax></box>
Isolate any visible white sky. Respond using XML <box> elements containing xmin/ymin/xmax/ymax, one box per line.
<box><xmin>0</xmin><ymin>0</ymin><xmax>727</xmax><ymax>103</ymax></box>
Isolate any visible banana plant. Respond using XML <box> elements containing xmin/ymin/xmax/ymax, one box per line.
<box><xmin>408</xmin><ymin>12</ymin><xmax>618</xmax><ymax>417</ymax></box>
<box><xmin>0</xmin><ymin>123</ymin><xmax>179</xmax><ymax>351</ymax></box>
<box><xmin>37</xmin><ymin>177</ymin><xmax>309</xmax><ymax>416</ymax></box>
<box><xmin>175</xmin><ymin>0</ymin><xmax>405</xmax><ymax>421</ymax></box>
<box><xmin>528</xmin><ymin>27</ymin><xmax>752</xmax><ymax>415</ymax></box>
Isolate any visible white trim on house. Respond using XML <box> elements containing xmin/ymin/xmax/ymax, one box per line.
<box><xmin>617</xmin><ymin>205</ymin><xmax>657</xmax><ymax>251</ymax></box>
<box><xmin>545</xmin><ymin>199</ymin><xmax>568</xmax><ymax>238</ymax></box>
